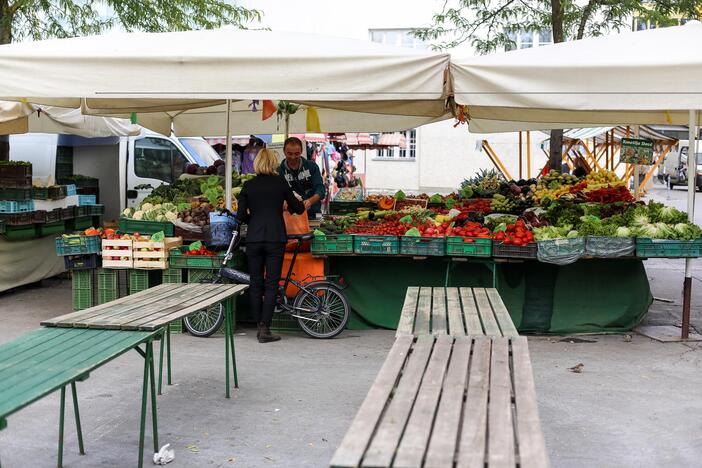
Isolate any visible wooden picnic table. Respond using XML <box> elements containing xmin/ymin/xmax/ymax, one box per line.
<box><xmin>42</xmin><ymin>282</ymin><xmax>248</xmax><ymax>397</ymax></box>
<box><xmin>0</xmin><ymin>327</ymin><xmax>160</xmax><ymax>468</ymax></box>
<box><xmin>396</xmin><ymin>286</ymin><xmax>519</xmax><ymax>337</ymax></box>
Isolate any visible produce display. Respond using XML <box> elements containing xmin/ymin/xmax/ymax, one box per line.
<box><xmin>315</xmin><ymin>169</ymin><xmax>702</xmax><ymax>261</ymax></box>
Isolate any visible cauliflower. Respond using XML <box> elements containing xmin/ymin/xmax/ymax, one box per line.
<box><xmin>165</xmin><ymin>211</ymin><xmax>178</xmax><ymax>222</ymax></box>
<box><xmin>122</xmin><ymin>208</ymin><xmax>134</xmax><ymax>218</ymax></box>
<box><xmin>132</xmin><ymin>210</ymin><xmax>144</xmax><ymax>220</ymax></box>
<box><xmin>140</xmin><ymin>202</ymin><xmax>153</xmax><ymax>211</ymax></box>
<box><xmin>156</xmin><ymin>214</ymin><xmax>166</xmax><ymax>222</ymax></box>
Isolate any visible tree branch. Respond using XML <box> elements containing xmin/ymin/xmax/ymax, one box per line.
<box><xmin>577</xmin><ymin>0</ymin><xmax>599</xmax><ymax>40</ymax></box>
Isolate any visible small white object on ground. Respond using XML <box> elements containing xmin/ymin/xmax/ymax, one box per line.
<box><xmin>153</xmin><ymin>444</ymin><xmax>175</xmax><ymax>465</ymax></box>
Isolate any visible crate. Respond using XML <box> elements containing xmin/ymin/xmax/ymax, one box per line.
<box><xmin>72</xmin><ymin>269</ymin><xmax>93</xmax><ymax>290</ymax></box>
<box><xmin>2</xmin><ymin>224</ymin><xmax>36</xmax><ymax>241</ymax></box>
<box><xmin>55</xmin><ymin>234</ymin><xmax>102</xmax><ymax>255</ymax></box>
<box><xmin>492</xmin><ymin>241</ymin><xmax>538</xmax><ymax>259</ymax></box>
<box><xmin>133</xmin><ymin>237</ymin><xmax>183</xmax><ymax>270</ymax></box>
<box><xmin>60</xmin><ymin>176</ymin><xmax>98</xmax><ymax>188</ymax></box>
<box><xmin>64</xmin><ymin>253</ymin><xmax>100</xmax><ymax>270</ymax></box>
<box><xmin>70</xmin><ymin>216</ymin><xmax>93</xmax><ymax>231</ymax></box>
<box><xmin>75</xmin><ymin>205</ymin><xmax>90</xmax><ymax>217</ymax></box>
<box><xmin>537</xmin><ymin>238</ymin><xmax>586</xmax><ymax>257</ymax></box>
<box><xmin>60</xmin><ymin>207</ymin><xmax>75</xmax><ymax>220</ymax></box>
<box><xmin>636</xmin><ymin>238</ymin><xmax>702</xmax><ymax>258</ymax></box>
<box><xmin>32</xmin><ymin>210</ymin><xmax>46</xmax><ymax>224</ymax></box>
<box><xmin>174</xmin><ymin>225</ymin><xmax>209</xmax><ymax>242</ymax></box>
<box><xmin>0</xmin><ymin>187</ymin><xmax>32</xmax><ymax>200</ymax></box>
<box><xmin>0</xmin><ymin>200</ymin><xmax>34</xmax><ymax>213</ymax></box>
<box><xmin>71</xmin><ymin>269</ymin><xmax>93</xmax><ymax>311</ymax></box>
<box><xmin>400</xmin><ymin>236</ymin><xmax>446</xmax><ymax>257</ymax></box>
<box><xmin>353</xmin><ymin>235</ymin><xmax>400</xmax><ymax>255</ymax></box>
<box><xmin>98</xmin><ymin>268</ymin><xmax>119</xmax><ymax>290</ymax></box>
<box><xmin>119</xmin><ymin>217</ymin><xmax>174</xmax><ymax>236</ymax></box>
<box><xmin>446</xmin><ymin>237</ymin><xmax>492</xmax><ymax>257</ymax></box>
<box><xmin>311</xmin><ymin>234</ymin><xmax>353</xmax><ymax>254</ymax></box>
<box><xmin>162</xmin><ymin>268</ymin><xmax>184</xmax><ymax>284</ymax></box>
<box><xmin>78</xmin><ymin>194</ymin><xmax>97</xmax><ymax>205</ymax></box>
<box><xmin>586</xmin><ymin>236</ymin><xmax>635</xmax><ymax>258</ymax></box>
<box><xmin>0</xmin><ymin>175</ymin><xmax>32</xmax><ymax>189</ymax></box>
<box><xmin>46</xmin><ymin>208</ymin><xmax>62</xmax><ymax>223</ymax></box>
<box><xmin>65</xmin><ymin>184</ymin><xmax>77</xmax><ymax>196</ymax></box>
<box><xmin>169</xmin><ymin>246</ymin><xmax>226</xmax><ymax>269</ymax></box>
<box><xmin>0</xmin><ymin>220</ymin><xmax>4</xmax><ymax>234</ymax></box>
<box><xmin>38</xmin><ymin>221</ymin><xmax>66</xmax><ymax>237</ymax></box>
<box><xmin>0</xmin><ymin>164</ymin><xmax>32</xmax><ymax>180</ymax></box>
<box><xmin>329</xmin><ymin>201</ymin><xmax>365</xmax><ymax>215</ymax></box>
<box><xmin>88</xmin><ymin>204</ymin><xmax>105</xmax><ymax>216</ymax></box>
<box><xmin>270</xmin><ymin>313</ymin><xmax>301</xmax><ymax>332</ymax></box>
<box><xmin>333</xmin><ymin>187</ymin><xmax>364</xmax><ymax>202</ymax></box>
<box><xmin>0</xmin><ymin>212</ymin><xmax>33</xmax><ymax>226</ymax></box>
<box><xmin>49</xmin><ymin>186</ymin><xmax>67</xmax><ymax>200</ymax></box>
<box><xmin>101</xmin><ymin>238</ymin><xmax>133</xmax><ymax>268</ymax></box>
<box><xmin>187</xmin><ymin>269</ymin><xmax>217</xmax><ymax>283</ymax></box>
<box><xmin>129</xmin><ymin>269</ymin><xmax>162</xmax><ymax>294</ymax></box>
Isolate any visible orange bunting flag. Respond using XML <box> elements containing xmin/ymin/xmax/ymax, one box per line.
<box><xmin>262</xmin><ymin>100</ymin><xmax>276</xmax><ymax>121</ymax></box>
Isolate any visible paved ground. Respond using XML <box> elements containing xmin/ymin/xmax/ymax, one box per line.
<box><xmin>1</xmin><ymin>185</ymin><xmax>702</xmax><ymax>467</ymax></box>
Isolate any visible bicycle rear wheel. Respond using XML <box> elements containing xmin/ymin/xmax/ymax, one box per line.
<box><xmin>293</xmin><ymin>283</ymin><xmax>350</xmax><ymax>339</ymax></box>
<box><xmin>184</xmin><ymin>303</ymin><xmax>224</xmax><ymax>337</ymax></box>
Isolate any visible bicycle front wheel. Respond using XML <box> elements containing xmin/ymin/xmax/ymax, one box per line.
<box><xmin>293</xmin><ymin>283</ymin><xmax>350</xmax><ymax>339</ymax></box>
<box><xmin>184</xmin><ymin>303</ymin><xmax>224</xmax><ymax>337</ymax></box>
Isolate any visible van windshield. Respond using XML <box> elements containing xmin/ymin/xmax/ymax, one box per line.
<box><xmin>179</xmin><ymin>138</ymin><xmax>221</xmax><ymax>167</ymax></box>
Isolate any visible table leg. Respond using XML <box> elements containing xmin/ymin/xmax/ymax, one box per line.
<box><xmin>148</xmin><ymin>341</ymin><xmax>159</xmax><ymax>453</ymax></box>
<box><xmin>225</xmin><ymin>302</ymin><xmax>231</xmax><ymax>399</ymax></box>
<box><xmin>166</xmin><ymin>326</ymin><xmax>172</xmax><ymax>386</ymax></box>
<box><xmin>70</xmin><ymin>382</ymin><xmax>85</xmax><ymax>455</ymax></box>
<box><xmin>137</xmin><ymin>344</ymin><xmax>150</xmax><ymax>468</ymax></box>
<box><xmin>229</xmin><ymin>297</ymin><xmax>238</xmax><ymax>388</ymax></box>
<box><xmin>158</xmin><ymin>329</ymin><xmax>164</xmax><ymax>395</ymax></box>
<box><xmin>58</xmin><ymin>386</ymin><xmax>66</xmax><ymax>468</ymax></box>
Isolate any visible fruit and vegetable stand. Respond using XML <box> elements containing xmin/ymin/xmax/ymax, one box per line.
<box><xmin>310</xmin><ymin>169</ymin><xmax>701</xmax><ymax>334</ymax></box>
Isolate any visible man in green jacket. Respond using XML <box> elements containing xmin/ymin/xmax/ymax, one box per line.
<box><xmin>279</xmin><ymin>137</ymin><xmax>326</xmax><ymax>218</ymax></box>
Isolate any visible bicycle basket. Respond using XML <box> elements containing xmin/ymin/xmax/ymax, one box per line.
<box><xmin>209</xmin><ymin>211</ymin><xmax>239</xmax><ymax>248</ymax></box>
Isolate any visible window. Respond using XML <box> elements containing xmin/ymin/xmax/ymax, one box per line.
<box><xmin>505</xmin><ymin>29</ymin><xmax>552</xmax><ymax>50</ymax></box>
<box><xmin>376</xmin><ymin>130</ymin><xmax>417</xmax><ymax>159</ymax></box>
<box><xmin>519</xmin><ymin>31</ymin><xmax>533</xmax><ymax>49</ymax></box>
<box><xmin>538</xmin><ymin>29</ymin><xmax>552</xmax><ymax>46</ymax></box>
<box><xmin>134</xmin><ymin>137</ymin><xmax>188</xmax><ymax>183</ymax></box>
<box><xmin>369</xmin><ymin>28</ymin><xmax>427</xmax><ymax>49</ymax></box>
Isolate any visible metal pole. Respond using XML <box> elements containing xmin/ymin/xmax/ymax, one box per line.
<box><xmin>225</xmin><ymin>99</ymin><xmax>233</xmax><ymax>211</ymax></box>
<box><xmin>526</xmin><ymin>131</ymin><xmax>531</xmax><ymax>178</ymax></box>
<box><xmin>634</xmin><ymin>125</ymin><xmax>641</xmax><ymax>200</ymax></box>
<box><xmin>682</xmin><ymin>110</ymin><xmax>697</xmax><ymax>339</ymax></box>
<box><xmin>518</xmin><ymin>131</ymin><xmax>523</xmax><ymax>179</ymax></box>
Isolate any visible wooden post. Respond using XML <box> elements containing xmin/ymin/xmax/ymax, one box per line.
<box><xmin>526</xmin><ymin>131</ymin><xmax>531</xmax><ymax>178</ymax></box>
<box><xmin>518</xmin><ymin>132</ymin><xmax>523</xmax><ymax>179</ymax></box>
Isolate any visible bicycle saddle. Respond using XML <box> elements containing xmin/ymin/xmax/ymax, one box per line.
<box><xmin>287</xmin><ymin>233</ymin><xmax>315</xmax><ymax>241</ymax></box>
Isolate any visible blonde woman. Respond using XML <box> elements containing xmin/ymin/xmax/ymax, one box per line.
<box><xmin>236</xmin><ymin>148</ymin><xmax>305</xmax><ymax>343</ymax></box>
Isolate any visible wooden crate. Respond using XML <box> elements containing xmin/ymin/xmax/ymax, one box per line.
<box><xmin>132</xmin><ymin>237</ymin><xmax>182</xmax><ymax>270</ymax></box>
<box><xmin>101</xmin><ymin>238</ymin><xmax>133</xmax><ymax>269</ymax></box>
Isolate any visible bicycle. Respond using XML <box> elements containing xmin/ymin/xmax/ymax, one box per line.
<box><xmin>183</xmin><ymin>220</ymin><xmax>350</xmax><ymax>339</ymax></box>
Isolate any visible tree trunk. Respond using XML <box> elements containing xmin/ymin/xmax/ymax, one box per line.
<box><xmin>0</xmin><ymin>3</ymin><xmax>11</xmax><ymax>161</ymax></box>
<box><xmin>549</xmin><ymin>0</ymin><xmax>566</xmax><ymax>173</ymax></box>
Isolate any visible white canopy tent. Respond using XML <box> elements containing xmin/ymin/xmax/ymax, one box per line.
<box><xmin>0</xmin><ymin>27</ymin><xmax>451</xmax><ymax>211</ymax></box>
<box><xmin>0</xmin><ymin>101</ymin><xmax>140</xmax><ymax>137</ymax></box>
<box><xmin>453</xmin><ymin>21</ymin><xmax>702</xmax><ymax>339</ymax></box>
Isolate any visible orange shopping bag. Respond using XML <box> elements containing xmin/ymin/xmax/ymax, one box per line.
<box><xmin>283</xmin><ymin>210</ymin><xmax>311</xmax><ymax>252</ymax></box>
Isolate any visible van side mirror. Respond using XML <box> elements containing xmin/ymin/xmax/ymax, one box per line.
<box><xmin>126</xmin><ymin>190</ymin><xmax>138</xmax><ymax>199</ymax></box>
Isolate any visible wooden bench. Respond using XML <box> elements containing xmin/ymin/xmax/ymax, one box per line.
<box><xmin>331</xmin><ymin>287</ymin><xmax>549</xmax><ymax>468</ymax></box>
<box><xmin>0</xmin><ymin>327</ymin><xmax>160</xmax><ymax>468</ymax></box>
<box><xmin>396</xmin><ymin>286</ymin><xmax>519</xmax><ymax>337</ymax></box>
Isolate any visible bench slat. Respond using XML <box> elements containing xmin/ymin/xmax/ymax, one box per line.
<box><xmin>512</xmin><ymin>337</ymin><xmax>550</xmax><ymax>468</ymax></box>
<box><xmin>431</xmin><ymin>288</ymin><xmax>447</xmax><ymax>335</ymax></box>
<box><xmin>486</xmin><ymin>288</ymin><xmax>518</xmax><ymax>337</ymax></box>
<box><xmin>396</xmin><ymin>286</ymin><xmax>419</xmax><ymax>337</ymax></box>
<box><xmin>0</xmin><ymin>328</ymin><xmax>90</xmax><ymax>368</ymax></box>
<box><xmin>473</xmin><ymin>288</ymin><xmax>501</xmax><ymax>337</ymax></box>
<box><xmin>362</xmin><ymin>337</ymin><xmax>434</xmax><ymax>467</ymax></box>
<box><xmin>488</xmin><ymin>337</ymin><xmax>515</xmax><ymax>468</ymax></box>
<box><xmin>458</xmin><ymin>288</ymin><xmax>483</xmax><ymax>336</ymax></box>
<box><xmin>394</xmin><ymin>335</ymin><xmax>453</xmax><ymax>466</ymax></box>
<box><xmin>456</xmin><ymin>337</ymin><xmax>491</xmax><ymax>468</ymax></box>
<box><xmin>413</xmin><ymin>288</ymin><xmax>432</xmax><ymax>336</ymax></box>
<box><xmin>424</xmin><ymin>336</ymin><xmax>471</xmax><ymax>467</ymax></box>
<box><xmin>445</xmin><ymin>287</ymin><xmax>465</xmax><ymax>336</ymax></box>
<box><xmin>329</xmin><ymin>336</ymin><xmax>414</xmax><ymax>468</ymax></box>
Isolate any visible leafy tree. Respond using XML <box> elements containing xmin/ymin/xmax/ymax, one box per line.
<box><xmin>415</xmin><ymin>0</ymin><xmax>701</xmax><ymax>172</ymax></box>
<box><xmin>0</xmin><ymin>0</ymin><xmax>261</xmax><ymax>159</ymax></box>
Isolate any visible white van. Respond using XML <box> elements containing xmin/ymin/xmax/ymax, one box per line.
<box><xmin>9</xmin><ymin>130</ymin><xmax>220</xmax><ymax>220</ymax></box>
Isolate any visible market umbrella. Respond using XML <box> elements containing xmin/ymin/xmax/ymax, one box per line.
<box><xmin>0</xmin><ymin>101</ymin><xmax>140</xmax><ymax>137</ymax></box>
<box><xmin>452</xmin><ymin>21</ymin><xmax>702</xmax><ymax>338</ymax></box>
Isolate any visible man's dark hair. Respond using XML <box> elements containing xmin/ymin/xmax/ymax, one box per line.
<box><xmin>284</xmin><ymin>136</ymin><xmax>303</xmax><ymax>151</ymax></box>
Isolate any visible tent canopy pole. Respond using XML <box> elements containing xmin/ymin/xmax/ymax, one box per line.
<box><xmin>225</xmin><ymin>99</ymin><xmax>232</xmax><ymax>211</ymax></box>
<box><xmin>682</xmin><ymin>109</ymin><xmax>697</xmax><ymax>339</ymax></box>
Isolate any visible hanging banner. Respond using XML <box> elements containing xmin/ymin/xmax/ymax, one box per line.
<box><xmin>621</xmin><ymin>138</ymin><xmax>654</xmax><ymax>165</ymax></box>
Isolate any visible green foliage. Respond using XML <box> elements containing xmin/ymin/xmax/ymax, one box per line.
<box><xmin>414</xmin><ymin>1</ymin><xmax>700</xmax><ymax>54</ymax></box>
<box><xmin>1</xmin><ymin>0</ymin><xmax>261</xmax><ymax>44</ymax></box>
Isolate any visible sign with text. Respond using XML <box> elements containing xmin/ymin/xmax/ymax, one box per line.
<box><xmin>621</xmin><ymin>138</ymin><xmax>654</xmax><ymax>165</ymax></box>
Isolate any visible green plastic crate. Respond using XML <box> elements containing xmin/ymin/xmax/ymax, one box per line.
<box><xmin>2</xmin><ymin>224</ymin><xmax>37</xmax><ymax>241</ymax></box>
<box><xmin>400</xmin><ymin>237</ymin><xmax>446</xmax><ymax>257</ymax></box>
<box><xmin>187</xmin><ymin>269</ymin><xmax>217</xmax><ymax>283</ymax></box>
<box><xmin>70</xmin><ymin>216</ymin><xmax>93</xmax><ymax>231</ymax></box>
<box><xmin>75</xmin><ymin>206</ymin><xmax>90</xmax><ymax>217</ymax></box>
<box><xmin>446</xmin><ymin>237</ymin><xmax>492</xmax><ymax>257</ymax></box>
<box><xmin>55</xmin><ymin>234</ymin><xmax>101</xmax><ymax>255</ymax></box>
<box><xmin>0</xmin><ymin>220</ymin><xmax>5</xmax><ymax>234</ymax></box>
<box><xmin>162</xmin><ymin>268</ymin><xmax>183</xmax><ymax>284</ymax></box>
<box><xmin>0</xmin><ymin>187</ymin><xmax>32</xmax><ymax>200</ymax></box>
<box><xmin>38</xmin><ymin>221</ymin><xmax>66</xmax><ymax>237</ymax></box>
<box><xmin>129</xmin><ymin>269</ymin><xmax>161</xmax><ymax>294</ymax></box>
<box><xmin>89</xmin><ymin>204</ymin><xmax>105</xmax><ymax>216</ymax></box>
<box><xmin>169</xmin><ymin>320</ymin><xmax>183</xmax><ymax>333</ymax></box>
<box><xmin>98</xmin><ymin>289</ymin><xmax>118</xmax><ymax>305</ymax></box>
<box><xmin>72</xmin><ymin>288</ymin><xmax>93</xmax><ymax>311</ymax></box>
<box><xmin>98</xmin><ymin>268</ymin><xmax>119</xmax><ymax>291</ymax></box>
<box><xmin>170</xmin><ymin>247</ymin><xmax>226</xmax><ymax>269</ymax></box>
<box><xmin>492</xmin><ymin>241</ymin><xmax>538</xmax><ymax>259</ymax></box>
<box><xmin>636</xmin><ymin>238</ymin><xmax>702</xmax><ymax>258</ymax></box>
<box><xmin>119</xmin><ymin>217</ymin><xmax>174</xmax><ymax>236</ymax></box>
<box><xmin>353</xmin><ymin>235</ymin><xmax>399</xmax><ymax>255</ymax></box>
<box><xmin>72</xmin><ymin>269</ymin><xmax>93</xmax><ymax>290</ymax></box>
<box><xmin>311</xmin><ymin>234</ymin><xmax>353</xmax><ymax>254</ymax></box>
<box><xmin>270</xmin><ymin>313</ymin><xmax>301</xmax><ymax>332</ymax></box>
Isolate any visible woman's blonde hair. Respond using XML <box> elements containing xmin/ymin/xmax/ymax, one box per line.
<box><xmin>253</xmin><ymin>148</ymin><xmax>280</xmax><ymax>176</ymax></box>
